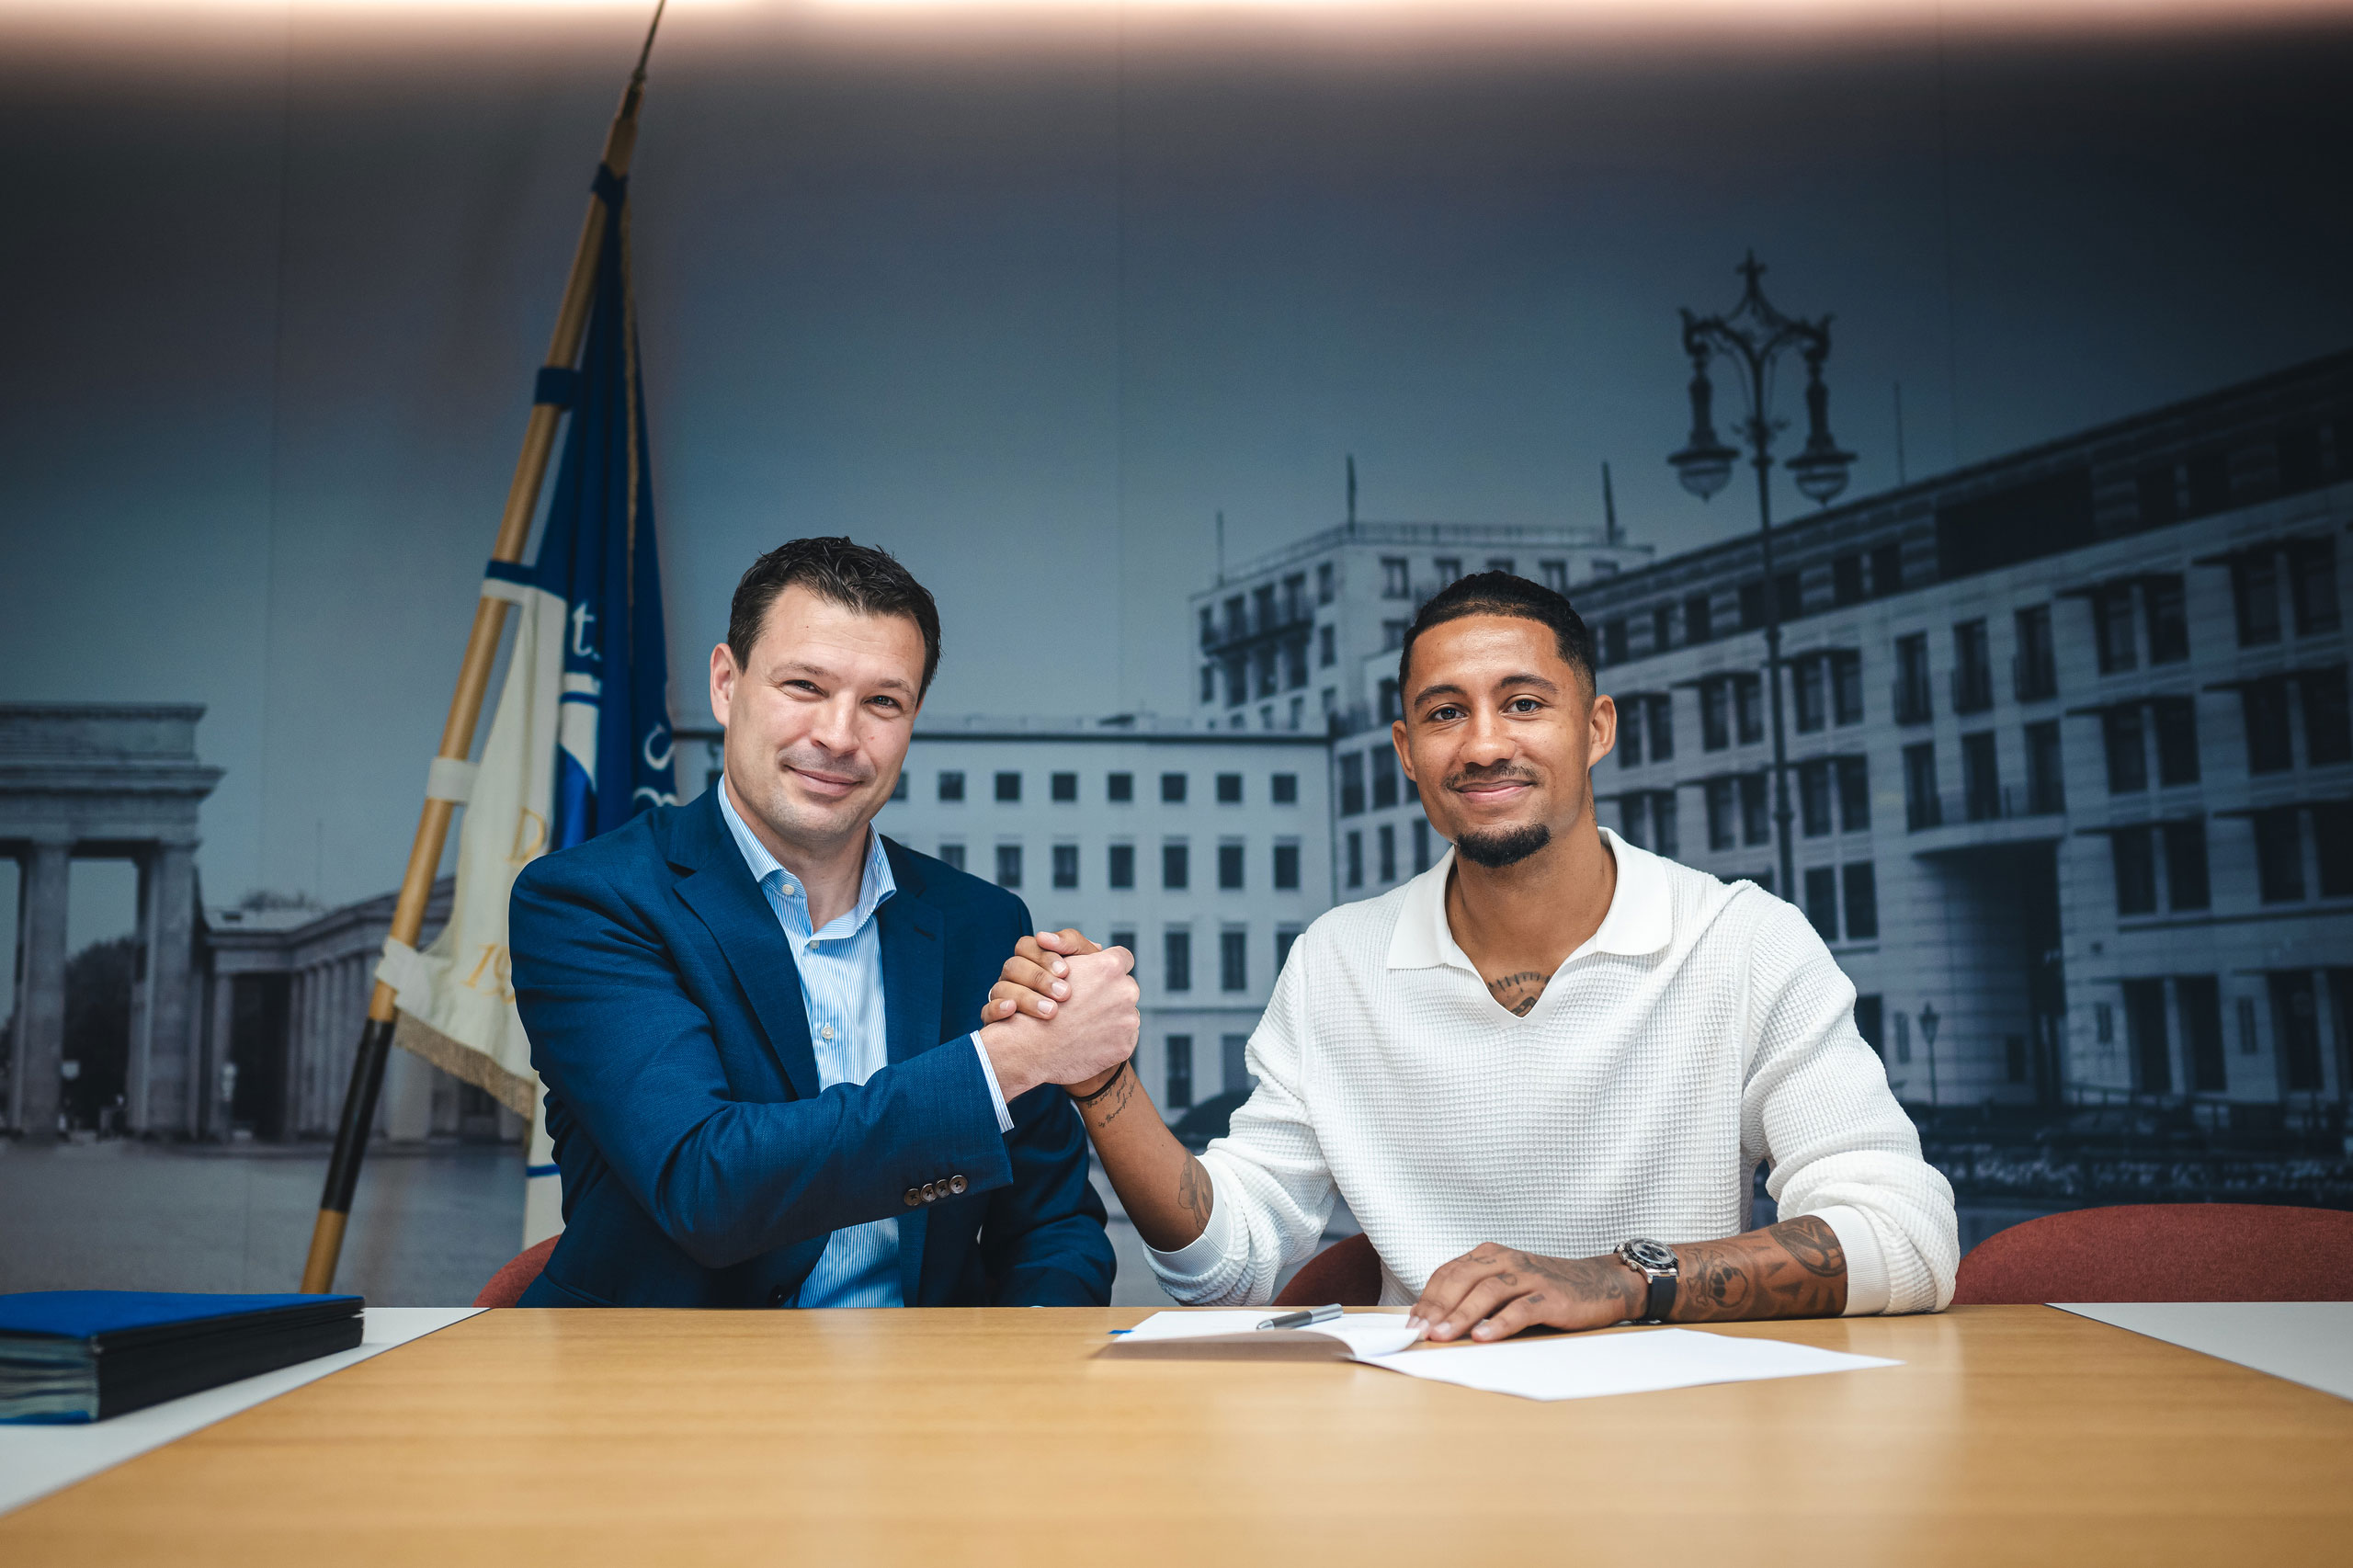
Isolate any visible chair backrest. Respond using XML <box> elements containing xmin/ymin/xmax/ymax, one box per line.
<box><xmin>1952</xmin><ymin>1203</ymin><xmax>2353</xmax><ymax>1304</ymax></box>
<box><xmin>1272</xmin><ymin>1232</ymin><xmax>1383</xmax><ymax>1308</ymax></box>
<box><xmin>474</xmin><ymin>1236</ymin><xmax>561</xmax><ymax>1309</ymax></box>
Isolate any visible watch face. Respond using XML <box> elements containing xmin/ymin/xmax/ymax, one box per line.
<box><xmin>1621</xmin><ymin>1238</ymin><xmax>1677</xmax><ymax>1273</ymax></box>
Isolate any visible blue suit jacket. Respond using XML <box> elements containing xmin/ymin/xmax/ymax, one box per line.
<box><xmin>506</xmin><ymin>789</ymin><xmax>1113</xmax><ymax>1308</ymax></box>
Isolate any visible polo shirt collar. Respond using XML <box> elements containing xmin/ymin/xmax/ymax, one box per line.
<box><xmin>1386</xmin><ymin>824</ymin><xmax>1672</xmax><ymax>974</ymax></box>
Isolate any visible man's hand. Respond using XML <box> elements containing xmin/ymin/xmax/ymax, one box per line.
<box><xmin>1406</xmin><ymin>1245</ymin><xmax>1644</xmax><ymax>1342</ymax></box>
<box><xmin>1407</xmin><ymin>1217</ymin><xmax>1848</xmax><ymax>1343</ymax></box>
<box><xmin>984</xmin><ymin>928</ymin><xmax>1102</xmax><ymax>1023</ymax></box>
<box><xmin>977</xmin><ymin>943</ymin><xmax>1138</xmax><ymax>1101</ymax></box>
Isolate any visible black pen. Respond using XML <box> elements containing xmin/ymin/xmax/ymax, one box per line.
<box><xmin>1257</xmin><ymin>1303</ymin><xmax>1344</xmax><ymax>1331</ymax></box>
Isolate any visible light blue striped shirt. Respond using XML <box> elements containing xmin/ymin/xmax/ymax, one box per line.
<box><xmin>716</xmin><ymin>782</ymin><xmax>1014</xmax><ymax>1309</ymax></box>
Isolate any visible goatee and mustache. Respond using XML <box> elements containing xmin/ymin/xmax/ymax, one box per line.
<box><xmin>1446</xmin><ymin>762</ymin><xmax>1552</xmax><ymax>869</ymax></box>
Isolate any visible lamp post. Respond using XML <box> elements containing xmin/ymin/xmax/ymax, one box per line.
<box><xmin>1919</xmin><ymin>1001</ymin><xmax>1941</xmax><ymax>1109</ymax></box>
<box><xmin>1668</xmin><ymin>253</ymin><xmax>1855</xmax><ymax>903</ymax></box>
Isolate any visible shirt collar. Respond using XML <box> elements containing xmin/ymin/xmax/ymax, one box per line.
<box><xmin>715</xmin><ymin>778</ymin><xmax>895</xmax><ymax>936</ymax></box>
<box><xmin>1386</xmin><ymin>824</ymin><xmax>1672</xmax><ymax>974</ymax></box>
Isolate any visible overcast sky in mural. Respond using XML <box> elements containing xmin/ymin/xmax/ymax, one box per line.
<box><xmin>3</xmin><ymin>4</ymin><xmax>2351</xmax><ymax>956</ymax></box>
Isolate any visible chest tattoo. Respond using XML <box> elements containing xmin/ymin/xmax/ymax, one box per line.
<box><xmin>1485</xmin><ymin>970</ymin><xmax>1548</xmax><ymax>1017</ymax></box>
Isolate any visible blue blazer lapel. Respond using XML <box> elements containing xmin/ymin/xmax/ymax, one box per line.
<box><xmin>667</xmin><ymin>791</ymin><xmax>821</xmax><ymax>1102</ymax></box>
<box><xmin>879</xmin><ymin>841</ymin><xmax>947</xmax><ymax>1304</ymax></box>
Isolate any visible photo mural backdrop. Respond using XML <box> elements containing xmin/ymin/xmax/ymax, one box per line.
<box><xmin>1</xmin><ymin>2</ymin><xmax>2347</xmax><ymax>1293</ymax></box>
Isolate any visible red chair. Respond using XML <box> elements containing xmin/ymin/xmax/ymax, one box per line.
<box><xmin>1273</xmin><ymin>1232</ymin><xmax>1384</xmax><ymax>1308</ymax></box>
<box><xmin>1951</xmin><ymin>1203</ymin><xmax>2353</xmax><ymax>1304</ymax></box>
<box><xmin>473</xmin><ymin>1236</ymin><xmax>560</xmax><ymax>1308</ymax></box>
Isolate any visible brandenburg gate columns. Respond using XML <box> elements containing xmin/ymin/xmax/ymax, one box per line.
<box><xmin>2</xmin><ymin>704</ymin><xmax>222</xmax><ymax>1140</ymax></box>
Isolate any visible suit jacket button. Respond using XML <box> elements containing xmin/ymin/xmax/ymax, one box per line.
<box><xmin>949</xmin><ymin>1175</ymin><xmax>968</xmax><ymax>1195</ymax></box>
<box><xmin>921</xmin><ymin>1182</ymin><xmax>938</xmax><ymax>1203</ymax></box>
<box><xmin>904</xmin><ymin>1187</ymin><xmax>923</xmax><ymax>1208</ymax></box>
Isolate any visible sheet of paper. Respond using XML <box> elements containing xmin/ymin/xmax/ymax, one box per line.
<box><xmin>1108</xmin><ymin>1310</ymin><xmax>1422</xmax><ymax>1358</ymax></box>
<box><xmin>2052</xmin><ymin>1302</ymin><xmax>2353</xmax><ymax>1402</ymax></box>
<box><xmin>1357</xmin><ymin>1326</ymin><xmax>1899</xmax><ymax>1402</ymax></box>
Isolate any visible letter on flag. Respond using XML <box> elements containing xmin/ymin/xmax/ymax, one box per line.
<box><xmin>375</xmin><ymin>165</ymin><xmax>676</xmax><ymax>1248</ymax></box>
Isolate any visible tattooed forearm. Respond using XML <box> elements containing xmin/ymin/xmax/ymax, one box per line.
<box><xmin>1175</xmin><ymin>1157</ymin><xmax>1213</xmax><ymax>1230</ymax></box>
<box><xmin>1484</xmin><ymin>971</ymin><xmax>1548</xmax><ymax>1017</ymax></box>
<box><xmin>1669</xmin><ymin>1216</ymin><xmax>1847</xmax><ymax>1323</ymax></box>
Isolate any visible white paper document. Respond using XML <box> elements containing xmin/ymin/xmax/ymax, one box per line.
<box><xmin>1358</xmin><ymin>1326</ymin><xmax>1900</xmax><ymax>1402</ymax></box>
<box><xmin>1107</xmin><ymin>1310</ymin><xmax>1424</xmax><ymax>1358</ymax></box>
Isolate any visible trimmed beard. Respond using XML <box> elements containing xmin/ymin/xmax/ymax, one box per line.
<box><xmin>1454</xmin><ymin>822</ymin><xmax>1552</xmax><ymax>869</ymax></box>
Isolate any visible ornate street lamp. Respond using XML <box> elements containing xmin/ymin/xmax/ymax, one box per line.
<box><xmin>1919</xmin><ymin>1001</ymin><xmax>1941</xmax><ymax>1108</ymax></box>
<box><xmin>1667</xmin><ymin>253</ymin><xmax>1856</xmax><ymax>903</ymax></box>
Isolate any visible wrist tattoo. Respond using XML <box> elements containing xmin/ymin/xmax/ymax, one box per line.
<box><xmin>1673</xmin><ymin>1215</ymin><xmax>1847</xmax><ymax>1324</ymax></box>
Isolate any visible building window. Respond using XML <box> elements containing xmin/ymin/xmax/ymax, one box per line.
<box><xmin>1653</xmin><ymin>603</ymin><xmax>1676</xmax><ymax>653</ymax></box>
<box><xmin>1952</xmin><ymin>619</ymin><xmax>1993</xmax><ymax>714</ymax></box>
<box><xmin>1382</xmin><ymin>619</ymin><xmax>1409</xmax><ymax>652</ymax></box>
<box><xmin>1739</xmin><ymin>772</ymin><xmax>1769</xmax><ymax>846</ymax></box>
<box><xmin>1800</xmin><ymin>760</ymin><xmax>1833</xmax><ymax>837</ymax></box>
<box><xmin>1108</xmin><ymin>843</ymin><xmax>1134</xmax><ymax>889</ymax></box>
<box><xmin>1903</xmin><ymin>742</ymin><xmax>1940</xmax><ymax>830</ymax></box>
<box><xmin>1487</xmin><ymin>557</ymin><xmax>1515</xmax><ymax>577</ymax></box>
<box><xmin>1854</xmin><ymin>994</ymin><xmax>1885</xmax><ymax>1055</ymax></box>
<box><xmin>2164</xmin><ymin>820</ymin><xmax>2210</xmax><ymax>912</ymax></box>
<box><xmin>1961</xmin><ymin>731</ymin><xmax>2001</xmax><ymax>822</ymax></box>
<box><xmin>1275</xmin><ymin>926</ymin><xmax>1302</xmax><ymax>972</ymax></box>
<box><xmin>1739</xmin><ymin>580</ymin><xmax>1767</xmax><ymax>631</ymax></box>
<box><xmin>1224</xmin><ymin>595</ymin><xmax>1247</xmax><ymax>640</ymax></box>
<box><xmin>2103</xmin><ymin>706</ymin><xmax>2149</xmax><ymax>793</ymax></box>
<box><xmin>2303</xmin><ymin>666</ymin><xmax>2352</xmax><ymax>767</ymax></box>
<box><xmin>1600</xmin><ymin>617</ymin><xmax>1628</xmax><ymax>665</ymax></box>
<box><xmin>1371</xmin><ymin>747</ymin><xmax>1400</xmax><ymax>810</ymax></box>
<box><xmin>2111</xmin><ymin>827</ymin><xmax>2156</xmax><ymax>915</ymax></box>
<box><xmin>1803</xmin><ymin>867</ymin><xmax>1838</xmax><ymax>940</ymax></box>
<box><xmin>1836</xmin><ymin>756</ymin><xmax>1871</xmax><ymax>832</ymax></box>
<box><xmin>1378</xmin><ymin>824</ymin><xmax>1397</xmax><ymax>883</ymax></box>
<box><xmin>1316</xmin><ymin>562</ymin><xmax>1336</xmax><ymax>605</ymax></box>
<box><xmin>1620</xmin><ymin>794</ymin><xmax>1648</xmax><ymax>847</ymax></box>
<box><xmin>1199</xmin><ymin>605</ymin><xmax>1216</xmax><ymax>648</ymax></box>
<box><xmin>1164</xmin><ymin>930</ymin><xmax>1192</xmax><ymax>993</ymax></box>
<box><xmin>1221</xmin><ymin>929</ymin><xmax>1248</xmax><ymax>993</ymax></box>
<box><xmin>2290</xmin><ymin>538</ymin><xmax>2342</xmax><ymax>635</ymax></box>
<box><xmin>1338</xmin><ymin>754</ymin><xmax>1365</xmax><ymax>816</ymax></box>
<box><xmin>1162</xmin><ymin>771</ymin><xmax>1188</xmax><ymax>803</ymax></box>
<box><xmin>2091</xmin><ymin>583</ymin><xmax>2138</xmax><ymax>674</ymax></box>
<box><xmin>2015</xmin><ymin>605</ymin><xmax>2057</xmax><ymax>701</ymax></box>
<box><xmin>891</xmin><ymin>772</ymin><xmax>909</xmax><ymax>801</ymax></box>
<box><xmin>1870</xmin><ymin>541</ymin><xmax>1903</xmax><ymax>597</ymax></box>
<box><xmin>1051</xmin><ymin>843</ymin><xmax>1079</xmax><ymax>890</ymax></box>
<box><xmin>2242</xmin><ymin>676</ymin><xmax>2294</xmax><ymax>774</ymax></box>
<box><xmin>2238</xmin><ymin>994</ymin><xmax>2260</xmax><ymax>1057</ymax></box>
<box><xmin>1700</xmin><ymin>680</ymin><xmax>1731</xmax><ymax>753</ymax></box>
<box><xmin>2271</xmin><ymin>971</ymin><xmax>2324</xmax><ymax>1091</ymax></box>
<box><xmin>1381</xmin><ymin>558</ymin><xmax>1411</xmax><ymax>597</ymax></box>
<box><xmin>1685</xmin><ymin>592</ymin><xmax>1713</xmax><ymax>644</ymax></box>
<box><xmin>1777</xmin><ymin>572</ymin><xmax>1803</xmax><ymax>621</ymax></box>
<box><xmin>1271</xmin><ymin>772</ymin><xmax>1299</xmax><ymax>804</ymax></box>
<box><xmin>1285</xmin><ymin>637</ymin><xmax>1309</xmax><ymax>689</ymax></box>
<box><xmin>2316</xmin><ymin>803</ymin><xmax>2353</xmax><ymax>897</ymax></box>
<box><xmin>1542</xmin><ymin>560</ymin><xmax>1570</xmax><ymax>592</ymax></box>
<box><xmin>1212</xmin><ymin>772</ymin><xmax>1242</xmax><ymax>805</ymax></box>
<box><xmin>2146</xmin><ymin>575</ymin><xmax>2189</xmax><ymax>665</ymax></box>
<box><xmin>1217</xmin><ymin>841</ymin><xmax>1245</xmax><ymax>891</ymax></box>
<box><xmin>2232</xmin><ymin>551</ymin><xmax>2282</xmax><ymax>647</ymax></box>
<box><xmin>1648</xmin><ymin>694</ymin><xmax>1676</xmax><ymax>759</ymax></box>
<box><xmin>1108</xmin><ymin>771</ymin><xmax>1133</xmax><ymax>802</ymax></box>
<box><xmin>938</xmin><ymin>843</ymin><xmax>965</xmax><ymax>871</ymax></box>
<box><xmin>1832</xmin><ymin>652</ymin><xmax>1864</xmax><ymax>726</ymax></box>
<box><xmin>1282</xmin><ymin>574</ymin><xmax>1306</xmax><ymax>623</ymax></box>
<box><xmin>2152</xmin><ymin>697</ymin><xmax>2200</xmax><ymax>786</ymax></box>
<box><xmin>995</xmin><ymin>844</ymin><xmax>1023</xmax><ymax>890</ymax></box>
<box><xmin>1894</xmin><ymin>633</ymin><xmax>1932</xmax><ymax>725</ymax></box>
<box><xmin>1843</xmin><ymin>863</ymin><xmax>1879</xmax><ymax>939</ymax></box>
<box><xmin>1273</xmin><ymin>840</ymin><xmax>1301</xmax><ymax>890</ymax></box>
<box><xmin>1794</xmin><ymin>659</ymin><xmax>1826</xmax><ymax>733</ymax></box>
<box><xmin>1434</xmin><ymin>556</ymin><xmax>1462</xmax><ymax>585</ymax></box>
<box><xmin>1051</xmin><ymin>771</ymin><xmax>1078</xmax><ymax>802</ymax></box>
<box><xmin>1346</xmin><ymin>830</ymin><xmax>1364</xmax><ymax>889</ymax></box>
<box><xmin>2179</xmin><ymin>975</ymin><xmax>2226</xmax><ymax>1093</ymax></box>
<box><xmin>2122</xmin><ymin>978</ymin><xmax>2171</xmax><ymax>1093</ymax></box>
<box><xmin>1111</xmin><ymin>929</ymin><xmax>1137</xmax><ymax>979</ymax></box>
<box><xmin>938</xmin><ymin>770</ymin><xmax>966</xmax><ymax>802</ymax></box>
<box><xmin>1833</xmin><ymin>553</ymin><xmax>1865</xmax><ymax>607</ymax></box>
<box><xmin>994</xmin><ymin>771</ymin><xmax>1021</xmax><ymax>802</ymax></box>
<box><xmin>2025</xmin><ymin>720</ymin><xmax>2065</xmax><ymax>814</ymax></box>
<box><xmin>1222</xmin><ymin>655</ymin><xmax>1246</xmax><ymax>709</ymax></box>
<box><xmin>1200</xmin><ymin>664</ymin><xmax>1217</xmax><ymax>704</ymax></box>
<box><xmin>1413</xmin><ymin>819</ymin><xmax>1432</xmax><ymax>873</ymax></box>
<box><xmin>2254</xmin><ymin>807</ymin><xmax>2304</xmax><ymax>902</ymax></box>
<box><xmin>1256</xmin><ymin>643</ymin><xmax>1279</xmax><ymax>699</ymax></box>
<box><xmin>1162</xmin><ymin>841</ymin><xmax>1189</xmax><ymax>890</ymax></box>
<box><xmin>1653</xmin><ymin>794</ymin><xmax>1680</xmax><ymax>858</ymax></box>
<box><xmin>1165</xmin><ymin>1034</ymin><xmax>1193</xmax><ymax>1109</ymax></box>
<box><xmin>1378</xmin><ymin>678</ymin><xmax>1401</xmax><ymax>724</ymax></box>
<box><xmin>1620</xmin><ymin>699</ymin><xmax>1644</xmax><ymax>767</ymax></box>
<box><xmin>1707</xmin><ymin>779</ymin><xmax>1736</xmax><ymax>852</ymax></box>
<box><xmin>1318</xmin><ymin>624</ymin><xmax>1336</xmax><ymax>666</ymax></box>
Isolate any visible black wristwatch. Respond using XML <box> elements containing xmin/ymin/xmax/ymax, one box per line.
<box><xmin>1615</xmin><ymin>1237</ymin><xmax>1678</xmax><ymax>1324</ymax></box>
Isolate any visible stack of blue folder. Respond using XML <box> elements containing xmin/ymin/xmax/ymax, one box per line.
<box><xmin>0</xmin><ymin>1291</ymin><xmax>364</xmax><ymax>1424</ymax></box>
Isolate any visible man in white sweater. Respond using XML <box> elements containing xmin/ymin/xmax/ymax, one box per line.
<box><xmin>992</xmin><ymin>571</ymin><xmax>1958</xmax><ymax>1342</ymax></box>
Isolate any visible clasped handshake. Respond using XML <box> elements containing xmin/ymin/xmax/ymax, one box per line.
<box><xmin>968</xmin><ymin>930</ymin><xmax>1139</xmax><ymax>1105</ymax></box>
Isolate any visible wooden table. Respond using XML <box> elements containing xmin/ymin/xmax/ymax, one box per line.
<box><xmin>6</xmin><ymin>1305</ymin><xmax>2348</xmax><ymax>1566</ymax></box>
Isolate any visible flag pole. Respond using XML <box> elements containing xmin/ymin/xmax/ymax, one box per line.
<box><xmin>301</xmin><ymin>2</ymin><xmax>669</xmax><ymax>1294</ymax></box>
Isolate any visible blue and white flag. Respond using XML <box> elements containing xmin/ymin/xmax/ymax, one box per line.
<box><xmin>377</xmin><ymin>163</ymin><xmax>675</xmax><ymax>1248</ymax></box>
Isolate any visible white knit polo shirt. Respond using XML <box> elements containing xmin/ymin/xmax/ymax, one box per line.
<box><xmin>1149</xmin><ymin>827</ymin><xmax>1960</xmax><ymax>1313</ymax></box>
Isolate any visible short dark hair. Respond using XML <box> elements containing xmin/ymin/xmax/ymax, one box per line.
<box><xmin>1397</xmin><ymin>570</ymin><xmax>1596</xmax><ymax>701</ymax></box>
<box><xmin>728</xmin><ymin>537</ymin><xmax>944</xmax><ymax>697</ymax></box>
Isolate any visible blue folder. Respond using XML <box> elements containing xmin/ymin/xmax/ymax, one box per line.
<box><xmin>0</xmin><ymin>1290</ymin><xmax>364</xmax><ymax>1423</ymax></box>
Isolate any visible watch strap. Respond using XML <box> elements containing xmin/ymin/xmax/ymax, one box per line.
<box><xmin>1644</xmin><ymin>1272</ymin><xmax>1677</xmax><ymax>1324</ymax></box>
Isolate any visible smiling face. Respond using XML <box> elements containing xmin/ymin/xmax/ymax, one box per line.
<box><xmin>1393</xmin><ymin>613</ymin><xmax>1616</xmax><ymax>869</ymax></box>
<box><xmin>708</xmin><ymin>583</ymin><xmax>926</xmax><ymax>860</ymax></box>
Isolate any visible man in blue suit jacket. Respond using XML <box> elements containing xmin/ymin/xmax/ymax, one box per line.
<box><xmin>508</xmin><ymin>538</ymin><xmax>1137</xmax><ymax>1309</ymax></box>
